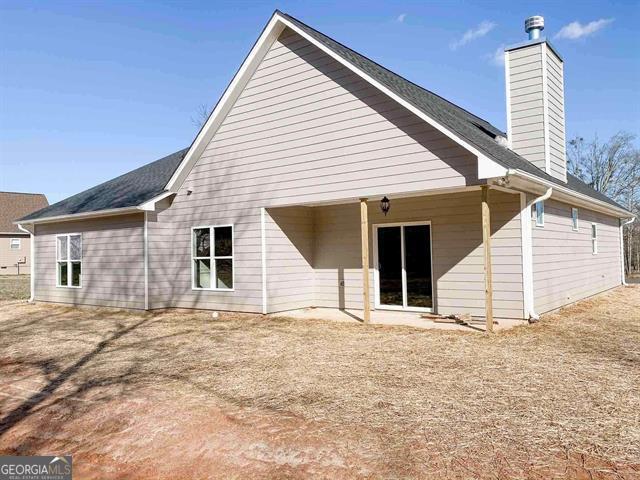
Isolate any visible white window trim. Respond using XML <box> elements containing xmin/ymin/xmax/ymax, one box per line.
<box><xmin>535</xmin><ymin>201</ymin><xmax>545</xmax><ymax>227</ymax></box>
<box><xmin>571</xmin><ymin>208</ymin><xmax>579</xmax><ymax>231</ymax></box>
<box><xmin>56</xmin><ymin>233</ymin><xmax>82</xmax><ymax>288</ymax></box>
<box><xmin>591</xmin><ymin>223</ymin><xmax>598</xmax><ymax>255</ymax></box>
<box><xmin>191</xmin><ymin>224</ymin><xmax>235</xmax><ymax>291</ymax></box>
<box><xmin>10</xmin><ymin>238</ymin><xmax>21</xmax><ymax>249</ymax></box>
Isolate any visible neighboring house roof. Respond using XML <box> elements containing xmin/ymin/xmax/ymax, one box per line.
<box><xmin>17</xmin><ymin>12</ymin><xmax>628</xmax><ymax>223</ymax></box>
<box><xmin>19</xmin><ymin>149</ymin><xmax>188</xmax><ymax>222</ymax></box>
<box><xmin>0</xmin><ymin>192</ymin><xmax>48</xmax><ymax>233</ymax></box>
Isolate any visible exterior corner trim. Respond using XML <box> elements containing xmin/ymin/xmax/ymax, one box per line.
<box><xmin>260</xmin><ymin>207</ymin><xmax>268</xmax><ymax>314</ymax></box>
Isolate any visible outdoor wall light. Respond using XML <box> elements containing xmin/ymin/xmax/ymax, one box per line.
<box><xmin>380</xmin><ymin>196</ymin><xmax>390</xmax><ymax>216</ymax></box>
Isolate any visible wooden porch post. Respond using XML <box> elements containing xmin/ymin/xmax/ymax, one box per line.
<box><xmin>360</xmin><ymin>198</ymin><xmax>371</xmax><ymax>323</ymax></box>
<box><xmin>481</xmin><ymin>186</ymin><xmax>494</xmax><ymax>332</ymax></box>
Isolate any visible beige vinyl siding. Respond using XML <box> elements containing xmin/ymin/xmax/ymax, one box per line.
<box><xmin>508</xmin><ymin>44</ymin><xmax>546</xmax><ymax>171</ymax></box>
<box><xmin>314</xmin><ymin>190</ymin><xmax>524</xmax><ymax>319</ymax></box>
<box><xmin>532</xmin><ymin>199</ymin><xmax>621</xmax><ymax>313</ymax></box>
<box><xmin>148</xmin><ymin>28</ymin><xmax>480</xmax><ymax>313</ymax></box>
<box><xmin>0</xmin><ymin>234</ymin><xmax>30</xmax><ymax>275</ymax></box>
<box><xmin>265</xmin><ymin>207</ymin><xmax>314</xmax><ymax>312</ymax></box>
<box><xmin>33</xmin><ymin>213</ymin><xmax>145</xmax><ymax>309</ymax></box>
<box><xmin>545</xmin><ymin>48</ymin><xmax>566</xmax><ymax>181</ymax></box>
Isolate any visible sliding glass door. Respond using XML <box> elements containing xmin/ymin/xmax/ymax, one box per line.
<box><xmin>375</xmin><ymin>223</ymin><xmax>433</xmax><ymax>311</ymax></box>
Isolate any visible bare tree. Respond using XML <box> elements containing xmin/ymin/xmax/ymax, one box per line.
<box><xmin>191</xmin><ymin>103</ymin><xmax>213</xmax><ymax>129</ymax></box>
<box><xmin>568</xmin><ymin>131</ymin><xmax>640</xmax><ymax>275</ymax></box>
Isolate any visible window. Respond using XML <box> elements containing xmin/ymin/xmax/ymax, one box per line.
<box><xmin>535</xmin><ymin>201</ymin><xmax>544</xmax><ymax>227</ymax></box>
<box><xmin>591</xmin><ymin>224</ymin><xmax>598</xmax><ymax>254</ymax></box>
<box><xmin>192</xmin><ymin>225</ymin><xmax>233</xmax><ymax>290</ymax></box>
<box><xmin>57</xmin><ymin>234</ymin><xmax>82</xmax><ymax>287</ymax></box>
<box><xmin>10</xmin><ymin>238</ymin><xmax>21</xmax><ymax>249</ymax></box>
<box><xmin>571</xmin><ymin>208</ymin><xmax>579</xmax><ymax>231</ymax></box>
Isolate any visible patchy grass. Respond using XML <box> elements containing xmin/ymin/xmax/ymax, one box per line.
<box><xmin>0</xmin><ymin>287</ymin><xmax>639</xmax><ymax>479</ymax></box>
<box><xmin>0</xmin><ymin>275</ymin><xmax>29</xmax><ymax>301</ymax></box>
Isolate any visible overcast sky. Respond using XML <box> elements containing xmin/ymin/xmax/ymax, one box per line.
<box><xmin>1</xmin><ymin>0</ymin><xmax>638</xmax><ymax>203</ymax></box>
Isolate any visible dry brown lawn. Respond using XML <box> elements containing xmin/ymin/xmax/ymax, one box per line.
<box><xmin>0</xmin><ymin>275</ymin><xmax>30</xmax><ymax>301</ymax></box>
<box><xmin>0</xmin><ymin>287</ymin><xmax>639</xmax><ymax>479</ymax></box>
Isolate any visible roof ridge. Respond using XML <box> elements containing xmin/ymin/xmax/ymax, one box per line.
<box><xmin>0</xmin><ymin>191</ymin><xmax>47</xmax><ymax>196</ymax></box>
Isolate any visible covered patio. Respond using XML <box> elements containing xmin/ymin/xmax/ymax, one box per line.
<box><xmin>263</xmin><ymin>185</ymin><xmax>525</xmax><ymax>330</ymax></box>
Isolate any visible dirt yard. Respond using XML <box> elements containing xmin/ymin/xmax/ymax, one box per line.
<box><xmin>0</xmin><ymin>287</ymin><xmax>638</xmax><ymax>479</ymax></box>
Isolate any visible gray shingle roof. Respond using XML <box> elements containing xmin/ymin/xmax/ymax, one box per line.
<box><xmin>0</xmin><ymin>192</ymin><xmax>48</xmax><ymax>232</ymax></box>
<box><xmin>19</xmin><ymin>149</ymin><xmax>188</xmax><ymax>222</ymax></box>
<box><xmin>19</xmin><ymin>13</ymin><xmax>627</xmax><ymax>222</ymax></box>
<box><xmin>280</xmin><ymin>12</ymin><xmax>628</xmax><ymax>212</ymax></box>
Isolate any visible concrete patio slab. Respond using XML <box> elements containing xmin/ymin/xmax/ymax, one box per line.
<box><xmin>271</xmin><ymin>307</ymin><xmax>527</xmax><ymax>332</ymax></box>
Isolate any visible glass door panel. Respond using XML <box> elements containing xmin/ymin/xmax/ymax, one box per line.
<box><xmin>377</xmin><ymin>226</ymin><xmax>403</xmax><ymax>306</ymax></box>
<box><xmin>404</xmin><ymin>225</ymin><xmax>432</xmax><ymax>308</ymax></box>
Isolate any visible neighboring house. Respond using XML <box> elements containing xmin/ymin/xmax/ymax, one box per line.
<box><xmin>16</xmin><ymin>12</ymin><xmax>633</xmax><ymax>325</ymax></box>
<box><xmin>1</xmin><ymin>192</ymin><xmax>48</xmax><ymax>275</ymax></box>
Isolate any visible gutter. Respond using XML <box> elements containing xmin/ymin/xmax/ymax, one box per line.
<box><xmin>13</xmin><ymin>191</ymin><xmax>176</xmax><ymax>226</ymax></box>
<box><xmin>17</xmin><ymin>224</ymin><xmax>35</xmax><ymax>302</ymax></box>
<box><xmin>620</xmin><ymin>217</ymin><xmax>636</xmax><ymax>286</ymax></box>
<box><xmin>14</xmin><ymin>206</ymin><xmax>141</xmax><ymax>226</ymax></box>
<box><xmin>504</xmin><ymin>169</ymin><xmax>632</xmax><ymax>218</ymax></box>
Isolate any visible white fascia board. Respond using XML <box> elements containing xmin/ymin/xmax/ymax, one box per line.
<box><xmin>13</xmin><ymin>206</ymin><xmax>141</xmax><ymax>226</ymax></box>
<box><xmin>165</xmin><ymin>12</ymin><xmax>498</xmax><ymax>193</ymax></box>
<box><xmin>506</xmin><ymin>169</ymin><xmax>633</xmax><ymax>218</ymax></box>
<box><xmin>478</xmin><ymin>156</ymin><xmax>508</xmax><ymax>180</ymax></box>
<box><xmin>15</xmin><ymin>192</ymin><xmax>174</xmax><ymax>226</ymax></box>
<box><xmin>138</xmin><ymin>191</ymin><xmax>175</xmax><ymax>211</ymax></box>
<box><xmin>165</xmin><ymin>14</ymin><xmax>286</xmax><ymax>192</ymax></box>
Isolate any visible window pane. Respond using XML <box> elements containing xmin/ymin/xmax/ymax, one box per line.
<box><xmin>58</xmin><ymin>262</ymin><xmax>68</xmax><ymax>286</ymax></box>
<box><xmin>405</xmin><ymin>225</ymin><xmax>432</xmax><ymax>308</ymax></box>
<box><xmin>536</xmin><ymin>202</ymin><xmax>544</xmax><ymax>224</ymax></box>
<box><xmin>71</xmin><ymin>262</ymin><xmax>81</xmax><ymax>287</ymax></box>
<box><xmin>70</xmin><ymin>235</ymin><xmax>82</xmax><ymax>260</ymax></box>
<box><xmin>58</xmin><ymin>236</ymin><xmax>68</xmax><ymax>261</ymax></box>
<box><xmin>377</xmin><ymin>226</ymin><xmax>403</xmax><ymax>306</ymax></box>
<box><xmin>216</xmin><ymin>259</ymin><xmax>233</xmax><ymax>289</ymax></box>
<box><xmin>193</xmin><ymin>228</ymin><xmax>210</xmax><ymax>257</ymax></box>
<box><xmin>194</xmin><ymin>259</ymin><xmax>211</xmax><ymax>288</ymax></box>
<box><xmin>214</xmin><ymin>226</ymin><xmax>232</xmax><ymax>257</ymax></box>
<box><xmin>592</xmin><ymin>224</ymin><xmax>597</xmax><ymax>238</ymax></box>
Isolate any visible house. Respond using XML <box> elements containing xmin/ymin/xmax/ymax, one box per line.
<box><xmin>1</xmin><ymin>192</ymin><xmax>48</xmax><ymax>275</ymax></box>
<box><xmin>16</xmin><ymin>12</ymin><xmax>633</xmax><ymax>328</ymax></box>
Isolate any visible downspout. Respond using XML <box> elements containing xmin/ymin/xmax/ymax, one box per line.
<box><xmin>17</xmin><ymin>224</ymin><xmax>35</xmax><ymax>303</ymax></box>
<box><xmin>144</xmin><ymin>211</ymin><xmax>149</xmax><ymax>310</ymax></box>
<box><xmin>520</xmin><ymin>187</ymin><xmax>553</xmax><ymax>322</ymax></box>
<box><xmin>620</xmin><ymin>217</ymin><xmax>636</xmax><ymax>286</ymax></box>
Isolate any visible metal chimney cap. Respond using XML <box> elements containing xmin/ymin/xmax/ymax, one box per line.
<box><xmin>525</xmin><ymin>16</ymin><xmax>545</xmax><ymax>39</ymax></box>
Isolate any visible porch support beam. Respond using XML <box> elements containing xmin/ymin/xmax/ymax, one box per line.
<box><xmin>360</xmin><ymin>198</ymin><xmax>371</xmax><ymax>323</ymax></box>
<box><xmin>481</xmin><ymin>186</ymin><xmax>494</xmax><ymax>332</ymax></box>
